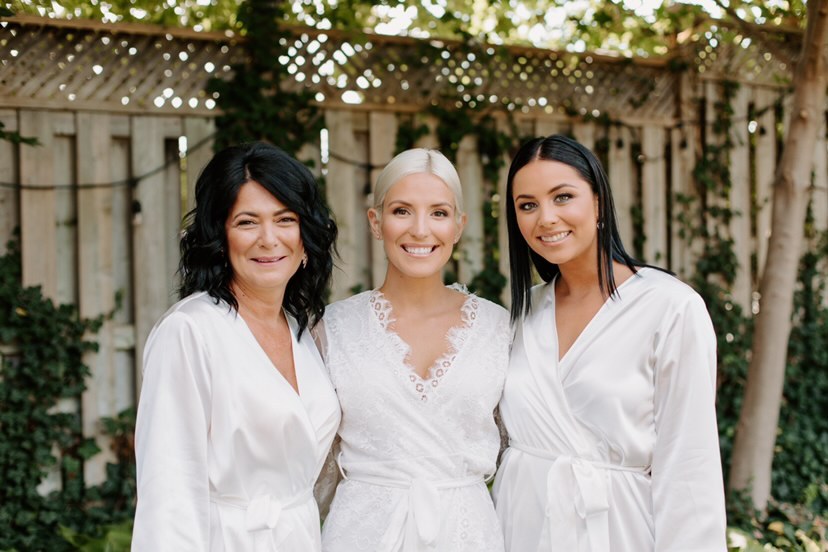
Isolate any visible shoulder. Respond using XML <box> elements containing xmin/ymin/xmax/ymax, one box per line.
<box><xmin>325</xmin><ymin>290</ymin><xmax>372</xmax><ymax>320</ymax></box>
<box><xmin>629</xmin><ymin>268</ymin><xmax>704</xmax><ymax>309</ymax></box>
<box><xmin>150</xmin><ymin>292</ymin><xmax>230</xmax><ymax>339</ymax></box>
<box><xmin>469</xmin><ymin>294</ymin><xmax>509</xmax><ymax>326</ymax></box>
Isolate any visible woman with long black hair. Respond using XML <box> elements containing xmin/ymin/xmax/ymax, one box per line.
<box><xmin>493</xmin><ymin>135</ymin><xmax>726</xmax><ymax>551</ymax></box>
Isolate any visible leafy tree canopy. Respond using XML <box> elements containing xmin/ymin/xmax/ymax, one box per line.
<box><xmin>3</xmin><ymin>0</ymin><xmax>808</xmax><ymax>55</ymax></box>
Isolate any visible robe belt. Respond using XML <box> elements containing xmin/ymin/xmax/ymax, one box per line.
<box><xmin>340</xmin><ymin>461</ymin><xmax>484</xmax><ymax>552</ymax></box>
<box><xmin>210</xmin><ymin>488</ymin><xmax>313</xmax><ymax>533</ymax></box>
<box><xmin>509</xmin><ymin>440</ymin><xmax>650</xmax><ymax>552</ymax></box>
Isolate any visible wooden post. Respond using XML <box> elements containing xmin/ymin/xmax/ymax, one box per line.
<box><xmin>368</xmin><ymin>112</ymin><xmax>397</xmax><ymax>289</ymax></box>
<box><xmin>77</xmin><ymin>112</ymin><xmax>117</xmax><ymax>485</ymax></box>
<box><xmin>671</xmin><ymin>72</ymin><xmax>700</xmax><ymax>279</ymax></box>
<box><xmin>495</xmin><ymin>113</ymin><xmax>512</xmax><ymax>307</ymax></box>
<box><xmin>19</xmin><ymin>109</ymin><xmax>58</xmax><ymax>300</ymax></box>
<box><xmin>456</xmin><ymin>135</ymin><xmax>484</xmax><ymax>285</ymax></box>
<box><xmin>753</xmin><ymin>88</ymin><xmax>777</xmax><ymax>282</ymax></box>
<box><xmin>183</xmin><ymin>116</ymin><xmax>215</xmax><ymax>214</ymax></box>
<box><xmin>325</xmin><ymin>109</ymin><xmax>361</xmax><ymax>300</ymax></box>
<box><xmin>131</xmin><ymin>116</ymin><xmax>172</xmax><ymax>393</ymax></box>
<box><xmin>0</xmin><ymin>110</ymin><xmax>18</xmax><ymax>253</ymax></box>
<box><xmin>730</xmin><ymin>86</ymin><xmax>753</xmax><ymax>310</ymax></box>
<box><xmin>609</xmin><ymin>125</ymin><xmax>634</xmax><ymax>249</ymax></box>
<box><xmin>641</xmin><ymin>125</ymin><xmax>667</xmax><ymax>264</ymax></box>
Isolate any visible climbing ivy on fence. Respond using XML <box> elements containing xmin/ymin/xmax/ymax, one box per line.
<box><xmin>208</xmin><ymin>0</ymin><xmax>322</xmax><ymax>156</ymax></box>
<box><xmin>0</xmin><ymin>237</ymin><xmax>135</xmax><ymax>551</ymax></box>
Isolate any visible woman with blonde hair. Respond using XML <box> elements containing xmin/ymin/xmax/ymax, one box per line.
<box><xmin>317</xmin><ymin>148</ymin><xmax>509</xmax><ymax>552</ymax></box>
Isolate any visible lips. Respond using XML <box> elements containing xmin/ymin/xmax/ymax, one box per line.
<box><xmin>251</xmin><ymin>256</ymin><xmax>285</xmax><ymax>263</ymax></box>
<box><xmin>539</xmin><ymin>231</ymin><xmax>571</xmax><ymax>244</ymax></box>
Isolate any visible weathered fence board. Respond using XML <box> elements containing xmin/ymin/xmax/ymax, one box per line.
<box><xmin>19</xmin><ymin>110</ymin><xmax>58</xmax><ymax>300</ymax></box>
<box><xmin>368</xmin><ymin>112</ymin><xmax>397</xmax><ymax>287</ymax></box>
<box><xmin>730</xmin><ymin>86</ymin><xmax>753</xmax><ymax>310</ymax></box>
<box><xmin>0</xmin><ymin>110</ymin><xmax>19</xmax><ymax>255</ymax></box>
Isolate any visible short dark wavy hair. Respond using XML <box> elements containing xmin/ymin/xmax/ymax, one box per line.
<box><xmin>506</xmin><ymin>134</ymin><xmax>661</xmax><ymax>323</ymax></box>
<box><xmin>179</xmin><ymin>141</ymin><xmax>337</xmax><ymax>337</ymax></box>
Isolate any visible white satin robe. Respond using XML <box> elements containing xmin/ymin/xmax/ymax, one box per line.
<box><xmin>133</xmin><ymin>292</ymin><xmax>340</xmax><ymax>551</ymax></box>
<box><xmin>318</xmin><ymin>287</ymin><xmax>509</xmax><ymax>552</ymax></box>
<box><xmin>493</xmin><ymin>268</ymin><xmax>726</xmax><ymax>552</ymax></box>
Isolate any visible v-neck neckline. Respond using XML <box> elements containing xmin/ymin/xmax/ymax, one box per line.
<box><xmin>369</xmin><ymin>285</ymin><xmax>478</xmax><ymax>402</ymax></box>
<box><xmin>237</xmin><ymin>308</ymin><xmax>304</xmax><ymax>398</ymax></box>
<box><xmin>552</xmin><ymin>269</ymin><xmax>642</xmax><ymax>365</ymax></box>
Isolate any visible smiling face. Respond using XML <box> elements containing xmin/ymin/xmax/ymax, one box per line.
<box><xmin>512</xmin><ymin>159</ymin><xmax>599</xmax><ymax>271</ymax></box>
<box><xmin>368</xmin><ymin>172</ymin><xmax>466</xmax><ymax>282</ymax></box>
<box><xmin>225</xmin><ymin>180</ymin><xmax>304</xmax><ymax>296</ymax></box>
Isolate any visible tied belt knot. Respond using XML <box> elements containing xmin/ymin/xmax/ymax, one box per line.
<box><xmin>509</xmin><ymin>440</ymin><xmax>650</xmax><ymax>552</ymax></box>
<box><xmin>339</xmin><ymin>457</ymin><xmax>486</xmax><ymax>552</ymax></box>
<box><xmin>210</xmin><ymin>488</ymin><xmax>313</xmax><ymax>533</ymax></box>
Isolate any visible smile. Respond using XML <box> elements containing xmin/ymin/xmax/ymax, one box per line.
<box><xmin>402</xmin><ymin>245</ymin><xmax>436</xmax><ymax>256</ymax></box>
<box><xmin>251</xmin><ymin>256</ymin><xmax>285</xmax><ymax>263</ymax></box>
<box><xmin>539</xmin><ymin>231</ymin><xmax>571</xmax><ymax>243</ymax></box>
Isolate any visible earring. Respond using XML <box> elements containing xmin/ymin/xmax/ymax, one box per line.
<box><xmin>373</xmin><ymin>231</ymin><xmax>382</xmax><ymax>240</ymax></box>
<box><xmin>597</xmin><ymin>221</ymin><xmax>604</xmax><ymax>230</ymax></box>
<box><xmin>301</xmin><ymin>253</ymin><xmax>308</xmax><ymax>268</ymax></box>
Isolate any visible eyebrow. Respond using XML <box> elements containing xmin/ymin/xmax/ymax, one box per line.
<box><xmin>514</xmin><ymin>182</ymin><xmax>577</xmax><ymax>200</ymax></box>
<box><xmin>230</xmin><ymin>207</ymin><xmax>294</xmax><ymax>221</ymax></box>
<box><xmin>386</xmin><ymin>199</ymin><xmax>454</xmax><ymax>209</ymax></box>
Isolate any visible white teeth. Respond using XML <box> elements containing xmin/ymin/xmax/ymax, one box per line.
<box><xmin>540</xmin><ymin>231</ymin><xmax>570</xmax><ymax>243</ymax></box>
<box><xmin>404</xmin><ymin>246</ymin><xmax>433</xmax><ymax>256</ymax></box>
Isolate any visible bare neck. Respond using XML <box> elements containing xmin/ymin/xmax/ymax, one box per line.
<box><xmin>231</xmin><ymin>281</ymin><xmax>286</xmax><ymax>324</ymax></box>
<box><xmin>557</xmin><ymin>259</ymin><xmax>634</xmax><ymax>300</ymax></box>
<box><xmin>379</xmin><ymin>271</ymin><xmax>453</xmax><ymax>313</ymax></box>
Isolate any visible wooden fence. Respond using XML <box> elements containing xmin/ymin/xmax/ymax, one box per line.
<box><xmin>0</xmin><ymin>15</ymin><xmax>826</xmax><ymax>486</ymax></box>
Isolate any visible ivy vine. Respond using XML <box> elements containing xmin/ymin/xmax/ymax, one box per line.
<box><xmin>208</xmin><ymin>0</ymin><xmax>322</xmax><ymax>156</ymax></box>
<box><xmin>0</xmin><ymin>236</ymin><xmax>135</xmax><ymax>550</ymax></box>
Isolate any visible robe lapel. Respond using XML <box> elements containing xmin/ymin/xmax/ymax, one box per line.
<box><xmin>519</xmin><ymin>283</ymin><xmax>591</xmax><ymax>457</ymax></box>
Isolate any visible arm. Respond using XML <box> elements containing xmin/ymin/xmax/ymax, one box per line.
<box><xmin>132</xmin><ymin>311</ymin><xmax>212</xmax><ymax>551</ymax></box>
<box><xmin>651</xmin><ymin>293</ymin><xmax>727</xmax><ymax>551</ymax></box>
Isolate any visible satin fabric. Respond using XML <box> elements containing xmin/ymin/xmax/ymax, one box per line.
<box><xmin>493</xmin><ymin>268</ymin><xmax>726</xmax><ymax>552</ymax></box>
<box><xmin>133</xmin><ymin>292</ymin><xmax>340</xmax><ymax>551</ymax></box>
<box><xmin>319</xmin><ymin>287</ymin><xmax>509</xmax><ymax>552</ymax></box>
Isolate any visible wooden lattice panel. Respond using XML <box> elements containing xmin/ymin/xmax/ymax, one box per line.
<box><xmin>0</xmin><ymin>16</ymin><xmax>244</xmax><ymax>115</ymax></box>
<box><xmin>0</xmin><ymin>15</ymin><xmax>797</xmax><ymax>119</ymax></box>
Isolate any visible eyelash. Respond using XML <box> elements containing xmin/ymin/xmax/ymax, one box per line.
<box><xmin>391</xmin><ymin>208</ymin><xmax>451</xmax><ymax>217</ymax></box>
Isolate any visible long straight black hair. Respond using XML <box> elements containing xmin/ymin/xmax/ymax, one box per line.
<box><xmin>506</xmin><ymin>134</ymin><xmax>655</xmax><ymax>322</ymax></box>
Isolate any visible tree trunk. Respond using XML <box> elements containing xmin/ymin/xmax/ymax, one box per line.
<box><xmin>728</xmin><ymin>0</ymin><xmax>828</xmax><ymax>510</ymax></box>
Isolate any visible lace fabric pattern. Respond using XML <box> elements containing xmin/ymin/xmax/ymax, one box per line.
<box><xmin>319</xmin><ymin>286</ymin><xmax>510</xmax><ymax>552</ymax></box>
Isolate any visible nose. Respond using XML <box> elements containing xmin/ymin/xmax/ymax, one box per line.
<box><xmin>410</xmin><ymin>213</ymin><xmax>429</xmax><ymax>239</ymax></box>
<box><xmin>258</xmin><ymin>221</ymin><xmax>279</xmax><ymax>248</ymax></box>
<box><xmin>538</xmin><ymin>203</ymin><xmax>560</xmax><ymax>227</ymax></box>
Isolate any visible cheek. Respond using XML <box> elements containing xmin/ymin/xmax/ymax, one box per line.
<box><xmin>515</xmin><ymin>213</ymin><xmax>535</xmax><ymax>242</ymax></box>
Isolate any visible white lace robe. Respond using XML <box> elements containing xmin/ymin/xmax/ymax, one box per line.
<box><xmin>493</xmin><ymin>268</ymin><xmax>727</xmax><ymax>552</ymax></box>
<box><xmin>133</xmin><ymin>292</ymin><xmax>341</xmax><ymax>551</ymax></box>
<box><xmin>318</xmin><ymin>287</ymin><xmax>510</xmax><ymax>552</ymax></box>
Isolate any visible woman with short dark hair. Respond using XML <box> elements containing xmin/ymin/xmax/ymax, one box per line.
<box><xmin>133</xmin><ymin>142</ymin><xmax>340</xmax><ymax>551</ymax></box>
<box><xmin>493</xmin><ymin>135</ymin><xmax>726</xmax><ymax>551</ymax></box>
